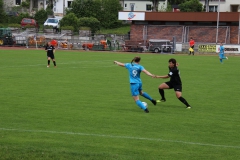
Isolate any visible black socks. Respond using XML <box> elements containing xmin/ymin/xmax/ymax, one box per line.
<box><xmin>178</xmin><ymin>97</ymin><xmax>190</xmax><ymax>107</ymax></box>
<box><xmin>159</xmin><ymin>89</ymin><xmax>165</xmax><ymax>100</ymax></box>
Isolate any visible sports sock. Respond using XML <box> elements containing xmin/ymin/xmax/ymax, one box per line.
<box><xmin>48</xmin><ymin>60</ymin><xmax>50</xmax><ymax>65</ymax></box>
<box><xmin>220</xmin><ymin>59</ymin><xmax>222</xmax><ymax>63</ymax></box>
<box><xmin>136</xmin><ymin>100</ymin><xmax>146</xmax><ymax>110</ymax></box>
<box><xmin>159</xmin><ymin>89</ymin><xmax>165</xmax><ymax>100</ymax></box>
<box><xmin>53</xmin><ymin>61</ymin><xmax>56</xmax><ymax>66</ymax></box>
<box><xmin>141</xmin><ymin>92</ymin><xmax>152</xmax><ymax>101</ymax></box>
<box><xmin>178</xmin><ymin>97</ymin><xmax>190</xmax><ymax>107</ymax></box>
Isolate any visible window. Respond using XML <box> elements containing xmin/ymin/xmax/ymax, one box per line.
<box><xmin>184</xmin><ymin>22</ymin><xmax>193</xmax><ymax>25</ymax></box>
<box><xmin>198</xmin><ymin>22</ymin><xmax>212</xmax><ymax>26</ymax></box>
<box><xmin>16</xmin><ymin>0</ymin><xmax>21</xmax><ymax>5</ymax></box>
<box><xmin>146</xmin><ymin>4</ymin><xmax>152</xmax><ymax>11</ymax></box>
<box><xmin>209</xmin><ymin>6</ymin><xmax>218</xmax><ymax>12</ymax></box>
<box><xmin>124</xmin><ymin>4</ymin><xmax>127</xmax><ymax>8</ymax></box>
<box><xmin>200</xmin><ymin>0</ymin><xmax>226</xmax><ymax>2</ymax></box>
<box><xmin>130</xmin><ymin>3</ymin><xmax>135</xmax><ymax>11</ymax></box>
<box><xmin>231</xmin><ymin>5</ymin><xmax>239</xmax><ymax>12</ymax></box>
<box><xmin>67</xmin><ymin>1</ymin><xmax>72</xmax><ymax>8</ymax></box>
<box><xmin>134</xmin><ymin>21</ymin><xmax>148</xmax><ymax>25</ymax></box>
<box><xmin>165</xmin><ymin>22</ymin><xmax>179</xmax><ymax>25</ymax></box>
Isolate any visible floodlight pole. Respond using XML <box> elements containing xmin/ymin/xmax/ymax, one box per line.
<box><xmin>216</xmin><ymin>0</ymin><xmax>220</xmax><ymax>44</ymax></box>
<box><xmin>238</xmin><ymin>13</ymin><xmax>240</xmax><ymax>44</ymax></box>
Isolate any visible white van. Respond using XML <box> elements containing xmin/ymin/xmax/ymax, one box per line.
<box><xmin>43</xmin><ymin>17</ymin><xmax>62</xmax><ymax>30</ymax></box>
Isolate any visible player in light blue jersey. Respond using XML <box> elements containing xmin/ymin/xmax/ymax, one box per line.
<box><xmin>218</xmin><ymin>43</ymin><xmax>228</xmax><ymax>63</ymax></box>
<box><xmin>114</xmin><ymin>56</ymin><xmax>157</xmax><ymax>113</ymax></box>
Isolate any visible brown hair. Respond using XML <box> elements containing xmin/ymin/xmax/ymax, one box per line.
<box><xmin>169</xmin><ymin>58</ymin><xmax>177</xmax><ymax>67</ymax></box>
<box><xmin>131</xmin><ymin>56</ymin><xmax>141</xmax><ymax>66</ymax></box>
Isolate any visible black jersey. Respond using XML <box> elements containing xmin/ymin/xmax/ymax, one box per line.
<box><xmin>45</xmin><ymin>45</ymin><xmax>55</xmax><ymax>55</ymax></box>
<box><xmin>168</xmin><ymin>66</ymin><xmax>182</xmax><ymax>85</ymax></box>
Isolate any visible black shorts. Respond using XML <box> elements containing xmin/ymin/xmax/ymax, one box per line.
<box><xmin>191</xmin><ymin>45</ymin><xmax>194</xmax><ymax>49</ymax></box>
<box><xmin>47</xmin><ymin>53</ymin><xmax>55</xmax><ymax>59</ymax></box>
<box><xmin>165</xmin><ymin>81</ymin><xmax>182</xmax><ymax>92</ymax></box>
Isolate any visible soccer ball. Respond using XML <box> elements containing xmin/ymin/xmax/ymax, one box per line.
<box><xmin>142</xmin><ymin>102</ymin><xmax>148</xmax><ymax>107</ymax></box>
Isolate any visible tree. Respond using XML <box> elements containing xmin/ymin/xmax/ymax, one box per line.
<box><xmin>149</xmin><ymin>0</ymin><xmax>159</xmax><ymax>12</ymax></box>
<box><xmin>168</xmin><ymin>0</ymin><xmax>186</xmax><ymax>5</ymax></box>
<box><xmin>0</xmin><ymin>0</ymin><xmax>6</xmax><ymax>23</ymax></box>
<box><xmin>79</xmin><ymin>17</ymin><xmax>100</xmax><ymax>34</ymax></box>
<box><xmin>179</xmin><ymin>0</ymin><xmax>203</xmax><ymax>12</ymax></box>
<box><xmin>67</xmin><ymin>0</ymin><xmax>101</xmax><ymax>19</ymax></box>
<box><xmin>34</xmin><ymin>9</ymin><xmax>48</xmax><ymax>25</ymax></box>
<box><xmin>67</xmin><ymin>0</ymin><xmax>122</xmax><ymax>29</ymax></box>
<box><xmin>96</xmin><ymin>0</ymin><xmax>122</xmax><ymax>28</ymax></box>
<box><xmin>204</xmin><ymin>0</ymin><xmax>213</xmax><ymax>12</ymax></box>
<box><xmin>59</xmin><ymin>13</ymin><xmax>80</xmax><ymax>31</ymax></box>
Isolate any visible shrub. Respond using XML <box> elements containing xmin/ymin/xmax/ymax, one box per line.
<box><xmin>61</xmin><ymin>26</ymin><xmax>74</xmax><ymax>31</ymax></box>
<box><xmin>8</xmin><ymin>23</ymin><xmax>21</xmax><ymax>28</ymax></box>
<box><xmin>44</xmin><ymin>25</ymin><xmax>53</xmax><ymax>29</ymax></box>
<box><xmin>34</xmin><ymin>9</ymin><xmax>48</xmax><ymax>25</ymax></box>
<box><xmin>79</xmin><ymin>27</ymin><xmax>90</xmax><ymax>30</ymax></box>
<box><xmin>59</xmin><ymin>13</ymin><xmax>79</xmax><ymax>32</ymax></box>
<box><xmin>79</xmin><ymin>17</ymin><xmax>100</xmax><ymax>34</ymax></box>
<box><xmin>25</xmin><ymin>24</ymin><xmax>35</xmax><ymax>28</ymax></box>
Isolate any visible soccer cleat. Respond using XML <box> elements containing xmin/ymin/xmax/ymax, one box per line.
<box><xmin>226</xmin><ymin>57</ymin><xmax>228</xmax><ymax>60</ymax></box>
<box><xmin>186</xmin><ymin>106</ymin><xmax>191</xmax><ymax>109</ymax></box>
<box><xmin>47</xmin><ymin>65</ymin><xmax>50</xmax><ymax>68</ymax></box>
<box><xmin>144</xmin><ymin>108</ymin><xmax>149</xmax><ymax>113</ymax></box>
<box><xmin>151</xmin><ymin>99</ymin><xmax>157</xmax><ymax>105</ymax></box>
<box><xmin>160</xmin><ymin>99</ymin><xmax>166</xmax><ymax>102</ymax></box>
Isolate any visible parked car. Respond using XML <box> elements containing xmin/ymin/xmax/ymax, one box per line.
<box><xmin>6</xmin><ymin>11</ymin><xmax>19</xmax><ymax>17</ymax></box>
<box><xmin>21</xmin><ymin>18</ymin><xmax>40</xmax><ymax>31</ymax></box>
<box><xmin>148</xmin><ymin>39</ymin><xmax>173</xmax><ymax>53</ymax></box>
<box><xmin>43</xmin><ymin>17</ymin><xmax>62</xmax><ymax>32</ymax></box>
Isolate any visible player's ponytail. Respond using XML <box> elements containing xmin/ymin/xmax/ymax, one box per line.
<box><xmin>131</xmin><ymin>57</ymin><xmax>135</xmax><ymax>66</ymax></box>
<box><xmin>131</xmin><ymin>56</ymin><xmax>141</xmax><ymax>66</ymax></box>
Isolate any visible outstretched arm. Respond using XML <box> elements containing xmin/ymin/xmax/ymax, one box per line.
<box><xmin>114</xmin><ymin>61</ymin><xmax>125</xmax><ymax>67</ymax></box>
<box><xmin>142</xmin><ymin>69</ymin><xmax>155</xmax><ymax>77</ymax></box>
<box><xmin>154</xmin><ymin>75</ymin><xmax>169</xmax><ymax>79</ymax></box>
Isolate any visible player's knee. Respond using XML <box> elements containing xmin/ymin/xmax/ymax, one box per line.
<box><xmin>176</xmin><ymin>93</ymin><xmax>181</xmax><ymax>98</ymax></box>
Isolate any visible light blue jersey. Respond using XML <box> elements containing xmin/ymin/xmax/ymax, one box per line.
<box><xmin>219</xmin><ymin>45</ymin><xmax>225</xmax><ymax>57</ymax></box>
<box><xmin>125</xmin><ymin>63</ymin><xmax>144</xmax><ymax>83</ymax></box>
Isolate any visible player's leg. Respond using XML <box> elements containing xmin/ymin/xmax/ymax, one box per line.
<box><xmin>47</xmin><ymin>57</ymin><xmax>51</xmax><ymax>67</ymax></box>
<box><xmin>158</xmin><ymin>82</ymin><xmax>170</xmax><ymax>102</ymax></box>
<box><xmin>175</xmin><ymin>88</ymin><xmax>191</xmax><ymax>109</ymax></box>
<box><xmin>219</xmin><ymin>55</ymin><xmax>223</xmax><ymax>63</ymax></box>
<box><xmin>131</xmin><ymin>84</ymin><xmax>149</xmax><ymax>113</ymax></box>
<box><xmin>51</xmin><ymin>55</ymin><xmax>56</xmax><ymax>67</ymax></box>
<box><xmin>222</xmin><ymin>54</ymin><xmax>228</xmax><ymax>60</ymax></box>
<box><xmin>52</xmin><ymin>59</ymin><xmax>56</xmax><ymax>67</ymax></box>
<box><xmin>139</xmin><ymin>84</ymin><xmax>156</xmax><ymax>105</ymax></box>
<box><xmin>192</xmin><ymin>46</ymin><xmax>194</xmax><ymax>55</ymax></box>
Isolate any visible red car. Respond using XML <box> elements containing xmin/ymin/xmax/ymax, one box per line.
<box><xmin>21</xmin><ymin>18</ymin><xmax>40</xmax><ymax>31</ymax></box>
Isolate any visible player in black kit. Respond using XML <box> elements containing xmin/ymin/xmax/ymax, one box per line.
<box><xmin>154</xmin><ymin>58</ymin><xmax>191</xmax><ymax>109</ymax></box>
<box><xmin>45</xmin><ymin>42</ymin><xmax>56</xmax><ymax>68</ymax></box>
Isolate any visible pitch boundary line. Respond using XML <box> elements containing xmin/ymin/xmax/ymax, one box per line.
<box><xmin>0</xmin><ymin>128</ymin><xmax>239</xmax><ymax>149</ymax></box>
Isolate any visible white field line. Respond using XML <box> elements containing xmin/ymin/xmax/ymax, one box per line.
<box><xmin>0</xmin><ymin>60</ymin><xmax>122</xmax><ymax>69</ymax></box>
<box><xmin>0</xmin><ymin>128</ymin><xmax>239</xmax><ymax>149</ymax></box>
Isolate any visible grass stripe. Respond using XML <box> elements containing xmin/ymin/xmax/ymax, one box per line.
<box><xmin>1</xmin><ymin>128</ymin><xmax>239</xmax><ymax>149</ymax></box>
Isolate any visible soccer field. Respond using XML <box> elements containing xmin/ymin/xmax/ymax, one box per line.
<box><xmin>0</xmin><ymin>49</ymin><xmax>240</xmax><ymax>160</ymax></box>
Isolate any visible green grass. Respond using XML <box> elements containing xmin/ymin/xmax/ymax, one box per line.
<box><xmin>0</xmin><ymin>50</ymin><xmax>240</xmax><ymax>160</ymax></box>
<box><xmin>97</xmin><ymin>25</ymin><xmax>130</xmax><ymax>34</ymax></box>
